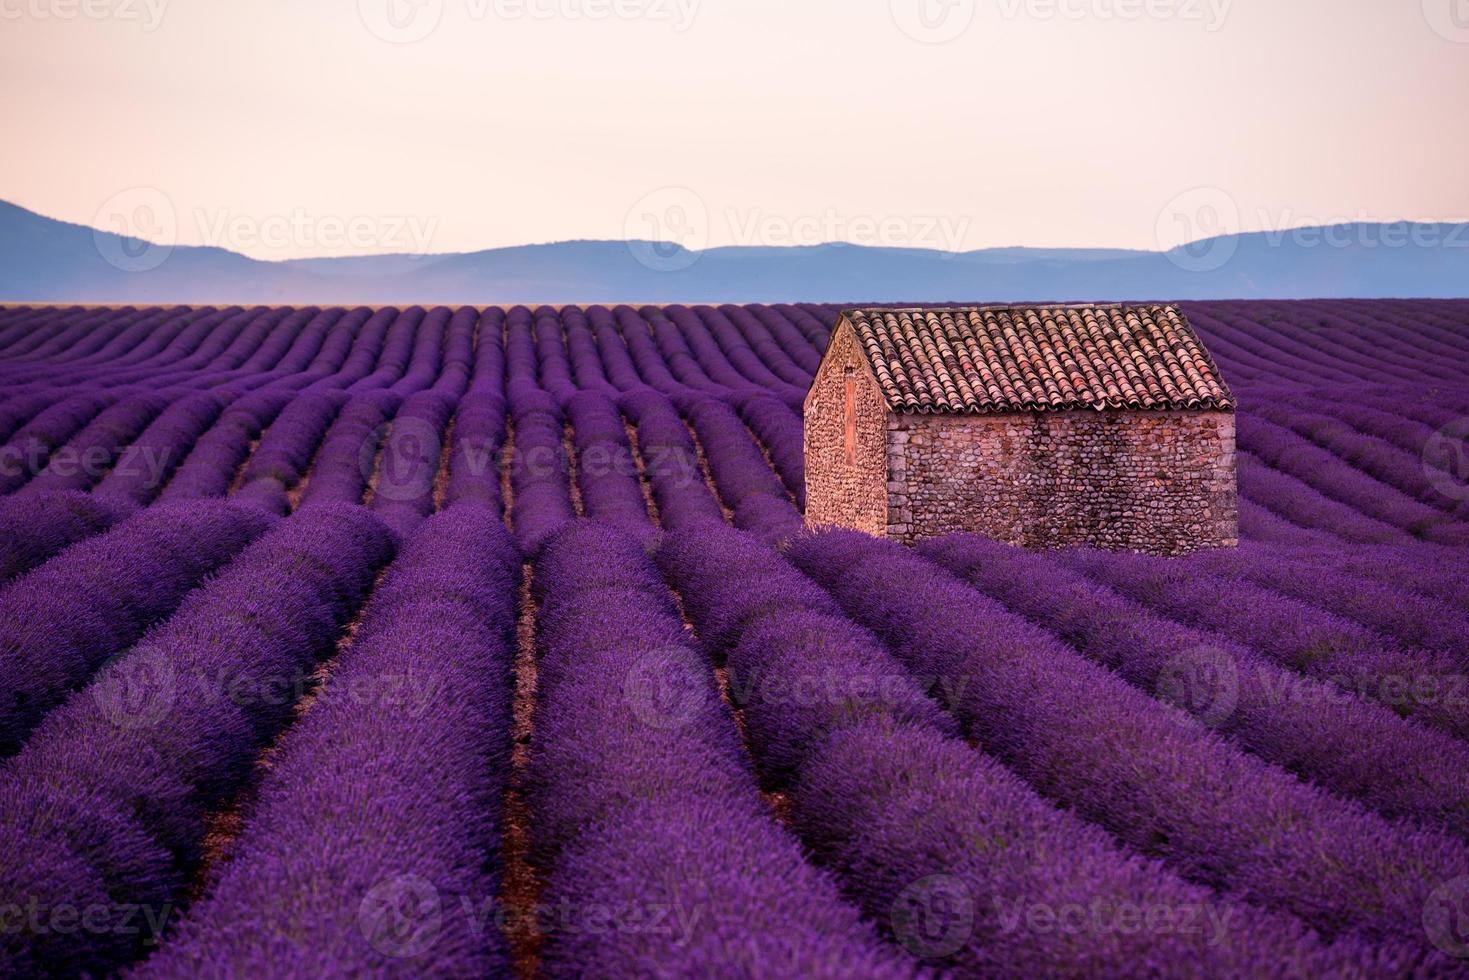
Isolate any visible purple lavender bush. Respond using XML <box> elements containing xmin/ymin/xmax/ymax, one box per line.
<box><xmin>0</xmin><ymin>500</ymin><xmax>276</xmax><ymax>755</ymax></box>
<box><xmin>0</xmin><ymin>505</ymin><xmax>393</xmax><ymax>975</ymax></box>
<box><xmin>134</xmin><ymin>507</ymin><xmax>514</xmax><ymax>978</ymax></box>
<box><xmin>789</xmin><ymin>530</ymin><xmax>1469</xmax><ymax>949</ymax></box>
<box><xmin>530</xmin><ymin>522</ymin><xmax>917</xmax><ymax>978</ymax></box>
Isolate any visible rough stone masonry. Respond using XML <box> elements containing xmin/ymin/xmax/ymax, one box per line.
<box><xmin>804</xmin><ymin>306</ymin><xmax>1239</xmax><ymax>556</ymax></box>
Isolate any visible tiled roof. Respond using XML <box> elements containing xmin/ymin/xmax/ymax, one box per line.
<box><xmin>843</xmin><ymin>305</ymin><xmax>1234</xmax><ymax>414</ymax></box>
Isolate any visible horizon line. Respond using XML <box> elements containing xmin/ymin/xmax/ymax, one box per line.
<box><xmin>6</xmin><ymin>198</ymin><xmax>1469</xmax><ymax>266</ymax></box>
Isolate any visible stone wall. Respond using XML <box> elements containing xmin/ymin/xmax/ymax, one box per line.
<box><xmin>803</xmin><ymin>323</ymin><xmax>889</xmax><ymax>535</ymax></box>
<box><xmin>885</xmin><ymin>409</ymin><xmax>1237</xmax><ymax>556</ymax></box>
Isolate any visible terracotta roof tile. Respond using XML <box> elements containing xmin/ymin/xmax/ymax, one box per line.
<box><xmin>843</xmin><ymin>304</ymin><xmax>1234</xmax><ymax>414</ymax></box>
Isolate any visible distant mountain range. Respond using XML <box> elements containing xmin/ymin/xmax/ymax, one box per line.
<box><xmin>2</xmin><ymin>199</ymin><xmax>1465</xmax><ymax>304</ymax></box>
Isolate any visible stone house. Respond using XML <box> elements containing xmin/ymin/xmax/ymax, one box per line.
<box><xmin>803</xmin><ymin>305</ymin><xmax>1237</xmax><ymax>556</ymax></box>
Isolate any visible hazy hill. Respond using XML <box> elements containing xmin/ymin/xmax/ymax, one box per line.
<box><xmin>2</xmin><ymin>200</ymin><xmax>1465</xmax><ymax>304</ymax></box>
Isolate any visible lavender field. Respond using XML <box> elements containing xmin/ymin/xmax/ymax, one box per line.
<box><xmin>0</xmin><ymin>299</ymin><xmax>1467</xmax><ymax>978</ymax></box>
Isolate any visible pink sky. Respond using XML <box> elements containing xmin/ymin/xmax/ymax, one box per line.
<box><xmin>3</xmin><ymin>0</ymin><xmax>1467</xmax><ymax>259</ymax></box>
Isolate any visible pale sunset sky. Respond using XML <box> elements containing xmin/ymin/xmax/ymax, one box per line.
<box><xmin>3</xmin><ymin>0</ymin><xmax>1467</xmax><ymax>259</ymax></box>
